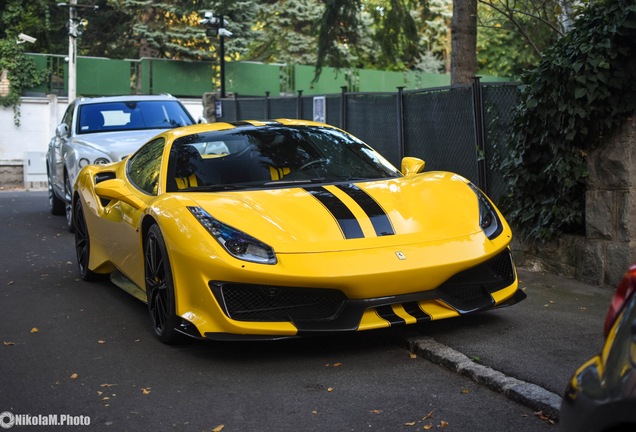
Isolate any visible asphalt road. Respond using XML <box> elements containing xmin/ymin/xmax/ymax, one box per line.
<box><xmin>1</xmin><ymin>190</ymin><xmax>559</xmax><ymax>431</ymax></box>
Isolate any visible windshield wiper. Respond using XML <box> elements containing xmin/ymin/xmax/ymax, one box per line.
<box><xmin>193</xmin><ymin>184</ymin><xmax>244</xmax><ymax>191</ymax></box>
<box><xmin>263</xmin><ymin>179</ymin><xmax>316</xmax><ymax>186</ymax></box>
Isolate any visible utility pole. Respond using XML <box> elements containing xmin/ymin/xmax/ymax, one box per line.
<box><xmin>219</xmin><ymin>14</ymin><xmax>225</xmax><ymax>98</ymax></box>
<box><xmin>68</xmin><ymin>0</ymin><xmax>77</xmax><ymax>101</ymax></box>
<box><xmin>199</xmin><ymin>11</ymin><xmax>232</xmax><ymax>98</ymax></box>
<box><xmin>57</xmin><ymin>1</ymin><xmax>97</xmax><ymax>101</ymax></box>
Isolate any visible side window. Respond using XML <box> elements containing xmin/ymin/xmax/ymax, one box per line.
<box><xmin>61</xmin><ymin>103</ymin><xmax>74</xmax><ymax>134</ymax></box>
<box><xmin>127</xmin><ymin>138</ymin><xmax>165</xmax><ymax>195</ymax></box>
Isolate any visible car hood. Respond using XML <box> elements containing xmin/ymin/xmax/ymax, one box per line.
<box><xmin>73</xmin><ymin>129</ymin><xmax>164</xmax><ymax>162</ymax></box>
<box><xmin>180</xmin><ymin>172</ymin><xmax>503</xmax><ymax>254</ymax></box>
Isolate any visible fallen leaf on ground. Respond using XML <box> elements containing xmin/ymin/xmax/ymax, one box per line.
<box><xmin>534</xmin><ymin>411</ymin><xmax>555</xmax><ymax>424</ymax></box>
<box><xmin>440</xmin><ymin>420</ymin><xmax>449</xmax><ymax>428</ymax></box>
<box><xmin>332</xmin><ymin>362</ymin><xmax>343</xmax><ymax>367</ymax></box>
<box><xmin>311</xmin><ymin>411</ymin><xmax>318</xmax><ymax>415</ymax></box>
<box><xmin>70</xmin><ymin>373</ymin><xmax>78</xmax><ymax>379</ymax></box>
<box><xmin>461</xmin><ymin>388</ymin><xmax>470</xmax><ymax>394</ymax></box>
<box><xmin>369</xmin><ymin>410</ymin><xmax>382</xmax><ymax>414</ymax></box>
<box><xmin>423</xmin><ymin>425</ymin><xmax>433</xmax><ymax>430</ymax></box>
<box><xmin>100</xmin><ymin>383</ymin><xmax>116</xmax><ymax>388</ymax></box>
<box><xmin>3</xmin><ymin>341</ymin><xmax>15</xmax><ymax>346</ymax></box>
<box><xmin>327</xmin><ymin>387</ymin><xmax>334</xmax><ymax>392</ymax></box>
<box><xmin>141</xmin><ymin>388</ymin><xmax>151</xmax><ymax>394</ymax></box>
<box><xmin>422</xmin><ymin>412</ymin><xmax>434</xmax><ymax>420</ymax></box>
<box><xmin>404</xmin><ymin>421</ymin><xmax>416</xmax><ymax>426</ymax></box>
<box><xmin>7</xmin><ymin>281</ymin><xmax>14</xmax><ymax>285</ymax></box>
<box><xmin>30</xmin><ymin>327</ymin><xmax>39</xmax><ymax>333</ymax></box>
<box><xmin>409</xmin><ymin>353</ymin><xmax>417</xmax><ymax>359</ymax></box>
<box><xmin>97</xmin><ymin>340</ymin><xmax>106</xmax><ymax>344</ymax></box>
<box><xmin>211</xmin><ymin>425</ymin><xmax>224</xmax><ymax>432</ymax></box>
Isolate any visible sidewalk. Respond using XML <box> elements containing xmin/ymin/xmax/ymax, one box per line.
<box><xmin>401</xmin><ymin>268</ymin><xmax>615</xmax><ymax>420</ymax></box>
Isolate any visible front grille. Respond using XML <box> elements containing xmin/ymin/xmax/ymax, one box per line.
<box><xmin>212</xmin><ymin>282</ymin><xmax>347</xmax><ymax>322</ymax></box>
<box><xmin>438</xmin><ymin>249</ymin><xmax>515</xmax><ymax>304</ymax></box>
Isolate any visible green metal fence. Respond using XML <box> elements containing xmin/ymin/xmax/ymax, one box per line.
<box><xmin>24</xmin><ymin>53</ymin><xmax>508</xmax><ymax>98</ymax></box>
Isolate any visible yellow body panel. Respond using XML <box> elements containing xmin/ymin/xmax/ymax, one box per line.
<box><xmin>74</xmin><ymin>119</ymin><xmax>523</xmax><ymax>339</ymax></box>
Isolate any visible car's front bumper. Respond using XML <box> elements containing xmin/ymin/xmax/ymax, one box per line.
<box><xmin>175</xmin><ymin>248</ymin><xmax>523</xmax><ymax>340</ymax></box>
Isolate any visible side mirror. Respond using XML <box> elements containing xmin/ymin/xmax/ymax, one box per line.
<box><xmin>95</xmin><ymin>178</ymin><xmax>144</xmax><ymax>210</ymax></box>
<box><xmin>401</xmin><ymin>157</ymin><xmax>425</xmax><ymax>176</ymax></box>
<box><xmin>56</xmin><ymin>123</ymin><xmax>69</xmax><ymax>138</ymax></box>
<box><xmin>197</xmin><ymin>116</ymin><xmax>208</xmax><ymax>124</ymax></box>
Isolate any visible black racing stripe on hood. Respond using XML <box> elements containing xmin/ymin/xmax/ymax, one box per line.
<box><xmin>304</xmin><ymin>186</ymin><xmax>364</xmax><ymax>239</ymax></box>
<box><xmin>335</xmin><ymin>184</ymin><xmax>395</xmax><ymax>236</ymax></box>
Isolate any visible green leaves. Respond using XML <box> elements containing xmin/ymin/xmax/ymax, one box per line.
<box><xmin>0</xmin><ymin>39</ymin><xmax>46</xmax><ymax>126</ymax></box>
<box><xmin>500</xmin><ymin>0</ymin><xmax>636</xmax><ymax>241</ymax></box>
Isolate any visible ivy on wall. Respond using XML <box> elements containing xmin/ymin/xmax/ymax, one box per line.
<box><xmin>500</xmin><ymin>0</ymin><xmax>636</xmax><ymax>241</ymax></box>
<box><xmin>0</xmin><ymin>39</ymin><xmax>46</xmax><ymax>126</ymax></box>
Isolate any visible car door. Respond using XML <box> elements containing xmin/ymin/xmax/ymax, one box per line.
<box><xmin>104</xmin><ymin>138</ymin><xmax>165</xmax><ymax>286</ymax></box>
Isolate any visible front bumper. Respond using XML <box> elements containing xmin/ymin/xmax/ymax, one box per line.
<box><xmin>202</xmin><ymin>249</ymin><xmax>524</xmax><ymax>340</ymax></box>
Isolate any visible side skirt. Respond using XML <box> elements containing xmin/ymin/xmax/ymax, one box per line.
<box><xmin>110</xmin><ymin>270</ymin><xmax>147</xmax><ymax>303</ymax></box>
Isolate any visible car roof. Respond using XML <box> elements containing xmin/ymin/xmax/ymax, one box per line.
<box><xmin>74</xmin><ymin>94</ymin><xmax>179</xmax><ymax>106</ymax></box>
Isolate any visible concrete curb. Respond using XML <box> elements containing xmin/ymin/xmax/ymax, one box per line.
<box><xmin>406</xmin><ymin>335</ymin><xmax>562</xmax><ymax>421</ymax></box>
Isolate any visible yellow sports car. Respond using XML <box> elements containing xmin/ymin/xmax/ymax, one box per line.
<box><xmin>73</xmin><ymin>119</ymin><xmax>525</xmax><ymax>344</ymax></box>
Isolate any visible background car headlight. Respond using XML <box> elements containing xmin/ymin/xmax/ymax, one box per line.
<box><xmin>188</xmin><ymin>206</ymin><xmax>277</xmax><ymax>264</ymax></box>
<box><xmin>468</xmin><ymin>183</ymin><xmax>503</xmax><ymax>240</ymax></box>
<box><xmin>79</xmin><ymin>157</ymin><xmax>110</xmax><ymax>168</ymax></box>
<box><xmin>93</xmin><ymin>157</ymin><xmax>110</xmax><ymax>165</ymax></box>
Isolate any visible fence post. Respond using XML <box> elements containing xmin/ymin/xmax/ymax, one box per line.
<box><xmin>396</xmin><ymin>86</ymin><xmax>405</xmax><ymax>161</ymax></box>
<box><xmin>296</xmin><ymin>90</ymin><xmax>303</xmax><ymax>119</ymax></box>
<box><xmin>265</xmin><ymin>91</ymin><xmax>270</xmax><ymax>119</ymax></box>
<box><xmin>472</xmin><ymin>76</ymin><xmax>488</xmax><ymax>194</ymax></box>
<box><xmin>340</xmin><ymin>86</ymin><xmax>347</xmax><ymax>129</ymax></box>
<box><xmin>233</xmin><ymin>92</ymin><xmax>239</xmax><ymax>121</ymax></box>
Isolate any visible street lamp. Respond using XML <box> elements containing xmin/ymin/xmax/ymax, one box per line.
<box><xmin>200</xmin><ymin>11</ymin><xmax>232</xmax><ymax>98</ymax></box>
<box><xmin>57</xmin><ymin>1</ymin><xmax>98</xmax><ymax>101</ymax></box>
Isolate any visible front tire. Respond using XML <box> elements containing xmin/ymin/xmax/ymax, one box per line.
<box><xmin>145</xmin><ymin>224</ymin><xmax>182</xmax><ymax>344</ymax></box>
<box><xmin>74</xmin><ymin>198</ymin><xmax>98</xmax><ymax>281</ymax></box>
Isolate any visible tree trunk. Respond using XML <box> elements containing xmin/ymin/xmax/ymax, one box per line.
<box><xmin>451</xmin><ymin>0</ymin><xmax>477</xmax><ymax>85</ymax></box>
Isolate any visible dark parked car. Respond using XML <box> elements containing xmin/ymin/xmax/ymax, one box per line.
<box><xmin>46</xmin><ymin>94</ymin><xmax>196</xmax><ymax>231</ymax></box>
<box><xmin>560</xmin><ymin>264</ymin><xmax>636</xmax><ymax>431</ymax></box>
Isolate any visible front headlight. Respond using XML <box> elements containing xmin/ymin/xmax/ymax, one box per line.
<box><xmin>188</xmin><ymin>206</ymin><xmax>277</xmax><ymax>264</ymax></box>
<box><xmin>468</xmin><ymin>183</ymin><xmax>503</xmax><ymax>240</ymax></box>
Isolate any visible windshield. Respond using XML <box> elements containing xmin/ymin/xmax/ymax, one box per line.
<box><xmin>165</xmin><ymin>125</ymin><xmax>401</xmax><ymax>192</ymax></box>
<box><xmin>77</xmin><ymin>100</ymin><xmax>194</xmax><ymax>134</ymax></box>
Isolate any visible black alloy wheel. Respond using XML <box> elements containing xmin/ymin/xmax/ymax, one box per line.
<box><xmin>74</xmin><ymin>198</ymin><xmax>97</xmax><ymax>281</ymax></box>
<box><xmin>145</xmin><ymin>224</ymin><xmax>182</xmax><ymax>344</ymax></box>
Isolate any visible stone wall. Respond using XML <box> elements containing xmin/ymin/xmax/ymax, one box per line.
<box><xmin>512</xmin><ymin>115</ymin><xmax>636</xmax><ymax>287</ymax></box>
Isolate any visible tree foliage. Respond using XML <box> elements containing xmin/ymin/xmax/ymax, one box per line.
<box><xmin>499</xmin><ymin>0</ymin><xmax>636</xmax><ymax>241</ymax></box>
<box><xmin>0</xmin><ymin>0</ymin><xmax>573</xmax><ymax>89</ymax></box>
<box><xmin>0</xmin><ymin>0</ymin><xmax>47</xmax><ymax>125</ymax></box>
<box><xmin>247</xmin><ymin>0</ymin><xmax>325</xmax><ymax>65</ymax></box>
